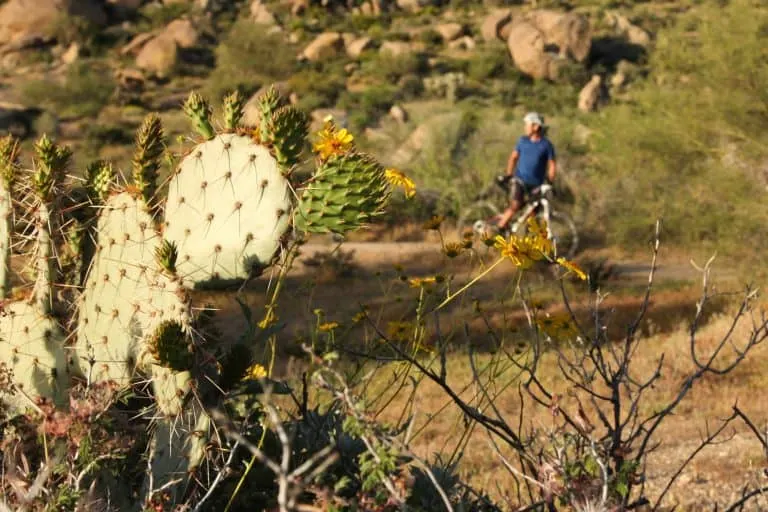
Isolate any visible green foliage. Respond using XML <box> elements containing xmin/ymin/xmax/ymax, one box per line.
<box><xmin>289</xmin><ymin>68</ymin><xmax>347</xmax><ymax>112</ymax></box>
<box><xmin>137</xmin><ymin>2</ymin><xmax>195</xmax><ymax>32</ymax></box>
<box><xmin>584</xmin><ymin>0</ymin><xmax>768</xmax><ymax>259</ymax></box>
<box><xmin>466</xmin><ymin>43</ymin><xmax>511</xmax><ymax>82</ymax></box>
<box><xmin>337</xmin><ymin>86</ymin><xmax>400</xmax><ymax>132</ymax></box>
<box><xmin>359</xmin><ymin>52</ymin><xmax>429</xmax><ymax>85</ymax></box>
<box><xmin>206</xmin><ymin>19</ymin><xmax>297</xmax><ymax>101</ymax></box>
<box><xmin>20</xmin><ymin>61</ymin><xmax>115</xmax><ymax>118</ymax></box>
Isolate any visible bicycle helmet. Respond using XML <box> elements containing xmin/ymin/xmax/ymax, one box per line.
<box><xmin>523</xmin><ymin>112</ymin><xmax>544</xmax><ymax>126</ymax></box>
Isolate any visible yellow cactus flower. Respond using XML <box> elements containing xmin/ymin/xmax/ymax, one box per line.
<box><xmin>243</xmin><ymin>363</ymin><xmax>268</xmax><ymax>381</ymax></box>
<box><xmin>318</xmin><ymin>321</ymin><xmax>340</xmax><ymax>332</ymax></box>
<box><xmin>557</xmin><ymin>257</ymin><xmax>587</xmax><ymax>281</ymax></box>
<box><xmin>313</xmin><ymin>123</ymin><xmax>354</xmax><ymax>160</ymax></box>
<box><xmin>385</xmin><ymin>168</ymin><xmax>416</xmax><ymax>199</ymax></box>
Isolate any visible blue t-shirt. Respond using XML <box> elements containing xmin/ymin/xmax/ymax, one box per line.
<box><xmin>515</xmin><ymin>136</ymin><xmax>556</xmax><ymax>186</ymax></box>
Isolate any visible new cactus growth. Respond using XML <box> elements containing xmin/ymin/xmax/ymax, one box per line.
<box><xmin>223</xmin><ymin>90</ymin><xmax>245</xmax><ymax>131</ymax></box>
<box><xmin>32</xmin><ymin>135</ymin><xmax>71</xmax><ymax>314</ymax></box>
<box><xmin>183</xmin><ymin>91</ymin><xmax>215</xmax><ymax>140</ymax></box>
<box><xmin>0</xmin><ymin>135</ymin><xmax>72</xmax><ymax>413</ymax></box>
<box><xmin>0</xmin><ymin>135</ymin><xmax>19</xmax><ymax>299</ymax></box>
<box><xmin>148</xmin><ymin>320</ymin><xmax>193</xmax><ymax>372</ymax></box>
<box><xmin>295</xmin><ymin>151</ymin><xmax>391</xmax><ymax>235</ymax></box>
<box><xmin>132</xmin><ymin>114</ymin><xmax>165</xmax><ymax>212</ymax></box>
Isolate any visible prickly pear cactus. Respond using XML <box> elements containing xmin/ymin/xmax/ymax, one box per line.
<box><xmin>163</xmin><ymin>90</ymin><xmax>307</xmax><ymax>287</ymax></box>
<box><xmin>144</xmin><ymin>402</ymin><xmax>211</xmax><ymax>503</ymax></box>
<box><xmin>75</xmin><ymin>116</ymin><xmax>192</xmax><ymax>408</ymax></box>
<box><xmin>295</xmin><ymin>150</ymin><xmax>391</xmax><ymax>235</ymax></box>
<box><xmin>0</xmin><ymin>135</ymin><xmax>19</xmax><ymax>299</ymax></box>
<box><xmin>0</xmin><ymin>302</ymin><xmax>70</xmax><ymax>411</ymax></box>
<box><xmin>0</xmin><ymin>135</ymin><xmax>72</xmax><ymax>413</ymax></box>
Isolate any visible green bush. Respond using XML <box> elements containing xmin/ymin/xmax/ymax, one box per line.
<box><xmin>20</xmin><ymin>61</ymin><xmax>115</xmax><ymax>118</ymax></box>
<box><xmin>206</xmin><ymin>19</ymin><xmax>298</xmax><ymax>101</ymax></box>
<box><xmin>337</xmin><ymin>85</ymin><xmax>401</xmax><ymax>132</ymax></box>
<box><xmin>359</xmin><ymin>52</ymin><xmax>429</xmax><ymax>85</ymax></box>
<box><xmin>583</xmin><ymin>0</ymin><xmax>768</xmax><ymax>260</ymax></box>
<box><xmin>466</xmin><ymin>44</ymin><xmax>511</xmax><ymax>81</ymax></box>
<box><xmin>289</xmin><ymin>67</ymin><xmax>347</xmax><ymax>112</ymax></box>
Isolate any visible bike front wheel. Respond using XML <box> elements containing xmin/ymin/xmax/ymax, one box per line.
<box><xmin>456</xmin><ymin>201</ymin><xmax>500</xmax><ymax>240</ymax></box>
<box><xmin>543</xmin><ymin>210</ymin><xmax>579</xmax><ymax>260</ymax></box>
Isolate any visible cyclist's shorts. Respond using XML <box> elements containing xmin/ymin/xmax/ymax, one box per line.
<box><xmin>509</xmin><ymin>178</ymin><xmax>539</xmax><ymax>203</ymax></box>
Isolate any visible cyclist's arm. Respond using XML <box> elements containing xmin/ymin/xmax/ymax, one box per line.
<box><xmin>546</xmin><ymin>158</ymin><xmax>556</xmax><ymax>183</ymax></box>
<box><xmin>505</xmin><ymin>150</ymin><xmax>519</xmax><ymax>176</ymax></box>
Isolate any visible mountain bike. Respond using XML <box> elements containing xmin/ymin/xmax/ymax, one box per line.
<box><xmin>456</xmin><ymin>176</ymin><xmax>579</xmax><ymax>260</ymax></box>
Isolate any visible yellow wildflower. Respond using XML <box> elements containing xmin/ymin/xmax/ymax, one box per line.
<box><xmin>352</xmin><ymin>307</ymin><xmax>369</xmax><ymax>324</ymax></box>
<box><xmin>493</xmin><ymin>235</ymin><xmax>535</xmax><ymax>269</ymax></box>
<box><xmin>387</xmin><ymin>321</ymin><xmax>414</xmax><ymax>342</ymax></box>
<box><xmin>422</xmin><ymin>215</ymin><xmax>445</xmax><ymax>231</ymax></box>
<box><xmin>258</xmin><ymin>307</ymin><xmax>278</xmax><ymax>329</ymax></box>
<box><xmin>243</xmin><ymin>363</ymin><xmax>268</xmax><ymax>381</ymax></box>
<box><xmin>526</xmin><ymin>217</ymin><xmax>553</xmax><ymax>257</ymax></box>
<box><xmin>318</xmin><ymin>321</ymin><xmax>340</xmax><ymax>332</ymax></box>
<box><xmin>481</xmin><ymin>232</ymin><xmax>496</xmax><ymax>247</ymax></box>
<box><xmin>536</xmin><ymin>315</ymin><xmax>579</xmax><ymax>340</ymax></box>
<box><xmin>385</xmin><ymin>168</ymin><xmax>416</xmax><ymax>199</ymax></box>
<box><xmin>408</xmin><ymin>276</ymin><xmax>437</xmax><ymax>288</ymax></box>
<box><xmin>442</xmin><ymin>242</ymin><xmax>462</xmax><ymax>258</ymax></box>
<box><xmin>313</xmin><ymin>123</ymin><xmax>354</xmax><ymax>160</ymax></box>
<box><xmin>557</xmin><ymin>257</ymin><xmax>587</xmax><ymax>281</ymax></box>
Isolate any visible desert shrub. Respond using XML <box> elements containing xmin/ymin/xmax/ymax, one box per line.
<box><xmin>20</xmin><ymin>61</ymin><xmax>115</xmax><ymax>118</ymax></box>
<box><xmin>206</xmin><ymin>19</ymin><xmax>298</xmax><ymax>100</ymax></box>
<box><xmin>359</xmin><ymin>52</ymin><xmax>429</xmax><ymax>85</ymax></box>
<box><xmin>289</xmin><ymin>67</ymin><xmax>348</xmax><ymax>112</ymax></box>
<box><xmin>337</xmin><ymin>85</ymin><xmax>401</xmax><ymax>131</ymax></box>
<box><xmin>583</xmin><ymin>0</ymin><xmax>768</xmax><ymax>262</ymax></box>
<box><xmin>466</xmin><ymin>43</ymin><xmax>511</xmax><ymax>81</ymax></box>
<box><xmin>136</xmin><ymin>2</ymin><xmax>195</xmax><ymax>31</ymax></box>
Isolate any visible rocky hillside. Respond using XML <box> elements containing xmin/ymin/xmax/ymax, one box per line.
<box><xmin>0</xmin><ymin>0</ymin><xmax>765</xmax><ymax>261</ymax></box>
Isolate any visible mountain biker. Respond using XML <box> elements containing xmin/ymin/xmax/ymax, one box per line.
<box><xmin>492</xmin><ymin>112</ymin><xmax>557</xmax><ymax>231</ymax></box>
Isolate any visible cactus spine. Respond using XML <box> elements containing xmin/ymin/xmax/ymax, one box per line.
<box><xmin>0</xmin><ymin>135</ymin><xmax>19</xmax><ymax>299</ymax></box>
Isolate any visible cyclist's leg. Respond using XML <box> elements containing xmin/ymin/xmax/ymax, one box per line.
<box><xmin>496</xmin><ymin>178</ymin><xmax>525</xmax><ymax>229</ymax></box>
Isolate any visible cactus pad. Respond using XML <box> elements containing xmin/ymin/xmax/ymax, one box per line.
<box><xmin>295</xmin><ymin>152</ymin><xmax>391</xmax><ymax>235</ymax></box>
<box><xmin>75</xmin><ymin>192</ymin><xmax>190</xmax><ymax>388</ymax></box>
<box><xmin>0</xmin><ymin>301</ymin><xmax>70</xmax><ymax>412</ymax></box>
<box><xmin>163</xmin><ymin>134</ymin><xmax>293</xmax><ymax>287</ymax></box>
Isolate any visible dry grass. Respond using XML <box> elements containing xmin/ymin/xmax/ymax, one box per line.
<box><xmin>366</xmin><ymin>307</ymin><xmax>768</xmax><ymax>509</ymax></box>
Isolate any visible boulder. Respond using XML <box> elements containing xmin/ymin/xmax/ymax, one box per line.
<box><xmin>346</xmin><ymin>37</ymin><xmax>374</xmax><ymax>58</ymax></box>
<box><xmin>163</xmin><ymin>18</ymin><xmax>199</xmax><ymax>49</ymax></box>
<box><xmin>578</xmin><ymin>74</ymin><xmax>603</xmax><ymax>112</ymax></box>
<box><xmin>0</xmin><ymin>0</ymin><xmax>107</xmax><ymax>46</ymax></box>
<box><xmin>481</xmin><ymin>9</ymin><xmax>512</xmax><ymax>42</ymax></box>
<box><xmin>396</xmin><ymin>0</ymin><xmax>429</xmax><ymax>12</ymax></box>
<box><xmin>251</xmin><ymin>0</ymin><xmax>277</xmax><ymax>25</ymax></box>
<box><xmin>506</xmin><ymin>20</ymin><xmax>557</xmax><ymax>80</ymax></box>
<box><xmin>448</xmin><ymin>36</ymin><xmax>476</xmax><ymax>51</ymax></box>
<box><xmin>379</xmin><ymin>40</ymin><xmax>413</xmax><ymax>57</ymax></box>
<box><xmin>526</xmin><ymin>10</ymin><xmax>591</xmax><ymax>62</ymax></box>
<box><xmin>389</xmin><ymin>104</ymin><xmax>408</xmax><ymax>124</ymax></box>
<box><xmin>121</xmin><ymin>31</ymin><xmax>157</xmax><ymax>56</ymax></box>
<box><xmin>60</xmin><ymin>42</ymin><xmax>81</xmax><ymax>65</ymax></box>
<box><xmin>242</xmin><ymin>82</ymin><xmax>293</xmax><ymax>125</ymax></box>
<box><xmin>135</xmin><ymin>33</ymin><xmax>179</xmax><ymax>77</ymax></box>
<box><xmin>607</xmin><ymin>13</ymin><xmax>651</xmax><ymax>47</ymax></box>
<box><xmin>436</xmin><ymin>23</ymin><xmax>464</xmax><ymax>42</ymax></box>
<box><xmin>310</xmin><ymin>108</ymin><xmax>348</xmax><ymax>132</ymax></box>
<box><xmin>300</xmin><ymin>32</ymin><xmax>343</xmax><ymax>61</ymax></box>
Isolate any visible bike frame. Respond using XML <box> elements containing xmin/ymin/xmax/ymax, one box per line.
<box><xmin>508</xmin><ymin>184</ymin><xmax>554</xmax><ymax>240</ymax></box>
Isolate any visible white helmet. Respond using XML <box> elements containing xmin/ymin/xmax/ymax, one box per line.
<box><xmin>523</xmin><ymin>112</ymin><xmax>544</xmax><ymax>126</ymax></box>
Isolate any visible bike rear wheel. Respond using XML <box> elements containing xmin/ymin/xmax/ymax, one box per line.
<box><xmin>456</xmin><ymin>201</ymin><xmax>500</xmax><ymax>240</ymax></box>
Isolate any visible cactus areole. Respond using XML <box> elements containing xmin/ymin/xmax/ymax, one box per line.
<box><xmin>164</xmin><ymin>134</ymin><xmax>293</xmax><ymax>287</ymax></box>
